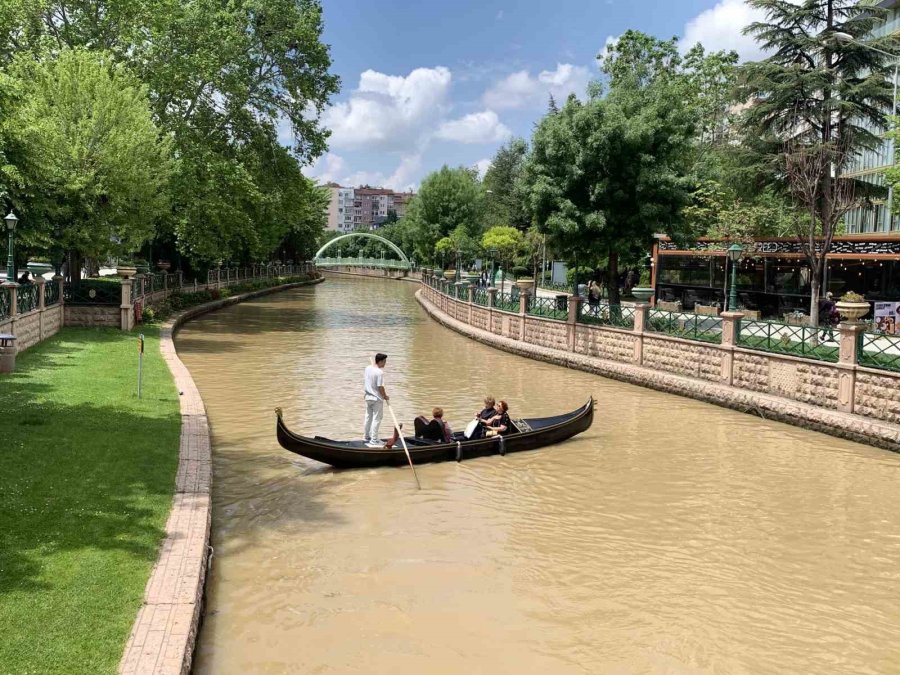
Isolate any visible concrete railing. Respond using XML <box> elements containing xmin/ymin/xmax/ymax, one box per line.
<box><xmin>418</xmin><ymin>269</ymin><xmax>900</xmax><ymax>442</ymax></box>
<box><xmin>0</xmin><ymin>276</ymin><xmax>66</xmax><ymax>367</ymax></box>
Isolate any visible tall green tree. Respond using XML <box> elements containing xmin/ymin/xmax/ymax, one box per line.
<box><xmin>523</xmin><ymin>31</ymin><xmax>696</xmax><ymax>303</ymax></box>
<box><xmin>1</xmin><ymin>0</ymin><xmax>339</xmax><ymax>265</ymax></box>
<box><xmin>402</xmin><ymin>166</ymin><xmax>483</xmax><ymax>263</ymax></box>
<box><xmin>741</xmin><ymin>0</ymin><xmax>898</xmax><ymax>324</ymax></box>
<box><xmin>1</xmin><ymin>49</ymin><xmax>173</xmax><ymax>273</ymax></box>
<box><xmin>481</xmin><ymin>225</ymin><xmax>523</xmax><ymax>286</ymax></box>
<box><xmin>482</xmin><ymin>138</ymin><xmax>530</xmax><ymax>230</ymax></box>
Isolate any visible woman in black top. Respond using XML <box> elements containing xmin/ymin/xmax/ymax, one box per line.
<box><xmin>482</xmin><ymin>400</ymin><xmax>511</xmax><ymax>437</ymax></box>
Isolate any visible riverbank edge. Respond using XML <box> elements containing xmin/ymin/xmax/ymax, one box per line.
<box><xmin>415</xmin><ymin>289</ymin><xmax>900</xmax><ymax>453</ymax></box>
<box><xmin>118</xmin><ymin>275</ymin><xmax>325</xmax><ymax>675</ymax></box>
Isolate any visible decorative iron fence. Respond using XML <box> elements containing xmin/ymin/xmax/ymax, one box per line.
<box><xmin>647</xmin><ymin>309</ymin><xmax>722</xmax><ymax>344</ymax></box>
<box><xmin>737</xmin><ymin>318</ymin><xmax>837</xmax><ymax>362</ymax></box>
<box><xmin>494</xmin><ymin>292</ymin><xmax>518</xmax><ymax>312</ymax></box>
<box><xmin>858</xmin><ymin>331</ymin><xmax>900</xmax><ymax>372</ymax></box>
<box><xmin>44</xmin><ymin>281</ymin><xmax>60</xmax><ymax>306</ymax></box>
<box><xmin>16</xmin><ymin>284</ymin><xmax>40</xmax><ymax>313</ymax></box>
<box><xmin>579</xmin><ymin>304</ymin><xmax>635</xmax><ymax>330</ymax></box>
<box><xmin>64</xmin><ymin>280</ymin><xmax>121</xmax><ymax>306</ymax></box>
<box><xmin>527</xmin><ymin>296</ymin><xmax>568</xmax><ymax>321</ymax></box>
<box><xmin>166</xmin><ymin>272</ymin><xmax>179</xmax><ymax>289</ymax></box>
<box><xmin>473</xmin><ymin>288</ymin><xmax>489</xmax><ymax>307</ymax></box>
<box><xmin>0</xmin><ymin>286</ymin><xmax>10</xmax><ymax>320</ymax></box>
<box><xmin>538</xmin><ymin>281</ymin><xmax>571</xmax><ymax>293</ymax></box>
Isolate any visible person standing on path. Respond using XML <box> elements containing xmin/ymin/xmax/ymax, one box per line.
<box><xmin>364</xmin><ymin>353</ymin><xmax>389</xmax><ymax>447</ymax></box>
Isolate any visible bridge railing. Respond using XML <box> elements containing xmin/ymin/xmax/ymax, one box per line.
<box><xmin>316</xmin><ymin>256</ymin><xmax>411</xmax><ymax>270</ymax></box>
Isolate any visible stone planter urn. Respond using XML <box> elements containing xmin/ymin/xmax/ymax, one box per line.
<box><xmin>26</xmin><ymin>261</ymin><xmax>53</xmax><ymax>278</ymax></box>
<box><xmin>156</xmin><ymin>260</ymin><xmax>171</xmax><ymax>272</ymax></box>
<box><xmin>515</xmin><ymin>277</ymin><xmax>535</xmax><ymax>292</ymax></box>
<box><xmin>631</xmin><ymin>287</ymin><xmax>654</xmax><ymax>303</ymax></box>
<box><xmin>836</xmin><ymin>300</ymin><xmax>870</xmax><ymax>323</ymax></box>
<box><xmin>116</xmin><ymin>265</ymin><xmax>137</xmax><ymax>279</ymax></box>
<box><xmin>443</xmin><ymin>269</ymin><xmax>457</xmax><ymax>281</ymax></box>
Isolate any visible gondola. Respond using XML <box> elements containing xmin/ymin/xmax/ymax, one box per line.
<box><xmin>275</xmin><ymin>397</ymin><xmax>595</xmax><ymax>469</ymax></box>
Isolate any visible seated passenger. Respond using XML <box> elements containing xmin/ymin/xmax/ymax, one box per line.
<box><xmin>414</xmin><ymin>407</ymin><xmax>453</xmax><ymax>442</ymax></box>
<box><xmin>480</xmin><ymin>400</ymin><xmax>511</xmax><ymax>437</ymax></box>
<box><xmin>467</xmin><ymin>396</ymin><xmax>496</xmax><ymax>440</ymax></box>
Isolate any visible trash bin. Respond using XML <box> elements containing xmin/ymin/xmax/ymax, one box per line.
<box><xmin>555</xmin><ymin>294</ymin><xmax>568</xmax><ymax>311</ymax></box>
<box><xmin>0</xmin><ymin>333</ymin><xmax>17</xmax><ymax>374</ymax></box>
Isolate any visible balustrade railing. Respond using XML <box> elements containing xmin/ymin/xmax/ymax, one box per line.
<box><xmin>44</xmin><ymin>280</ymin><xmax>60</xmax><ymax>306</ymax></box>
<box><xmin>64</xmin><ymin>280</ymin><xmax>121</xmax><ymax>306</ymax></box>
<box><xmin>737</xmin><ymin>318</ymin><xmax>837</xmax><ymax>362</ymax></box>
<box><xmin>646</xmin><ymin>309</ymin><xmax>722</xmax><ymax>344</ymax></box>
<box><xmin>579</xmin><ymin>303</ymin><xmax>634</xmax><ymax>329</ymax></box>
<box><xmin>494</xmin><ymin>292</ymin><xmax>518</xmax><ymax>312</ymax></box>
<box><xmin>473</xmin><ymin>288</ymin><xmax>489</xmax><ymax>307</ymax></box>
<box><xmin>858</xmin><ymin>331</ymin><xmax>900</xmax><ymax>372</ymax></box>
<box><xmin>0</xmin><ymin>286</ymin><xmax>10</xmax><ymax>320</ymax></box>
<box><xmin>526</xmin><ymin>296</ymin><xmax>568</xmax><ymax>321</ymax></box>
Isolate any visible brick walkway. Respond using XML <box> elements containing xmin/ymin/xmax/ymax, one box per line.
<box><xmin>119</xmin><ymin>277</ymin><xmax>324</xmax><ymax>675</ymax></box>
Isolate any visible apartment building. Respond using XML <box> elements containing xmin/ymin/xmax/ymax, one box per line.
<box><xmin>324</xmin><ymin>184</ymin><xmax>416</xmax><ymax>231</ymax></box>
<box><xmin>844</xmin><ymin>0</ymin><xmax>900</xmax><ymax>233</ymax></box>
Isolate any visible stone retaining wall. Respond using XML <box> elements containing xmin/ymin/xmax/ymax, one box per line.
<box><xmin>418</xmin><ymin>280</ymin><xmax>900</xmax><ymax>451</ymax></box>
<box><xmin>118</xmin><ymin>275</ymin><xmax>324</xmax><ymax>675</ymax></box>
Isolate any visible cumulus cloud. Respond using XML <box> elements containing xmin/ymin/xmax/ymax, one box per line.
<box><xmin>323</xmin><ymin>66</ymin><xmax>452</xmax><ymax>151</ymax></box>
<box><xmin>473</xmin><ymin>158</ymin><xmax>492</xmax><ymax>179</ymax></box>
<box><xmin>303</xmin><ymin>152</ymin><xmax>347</xmax><ymax>184</ymax></box>
<box><xmin>597</xmin><ymin>35</ymin><xmax>619</xmax><ymax>68</ymax></box>
<box><xmin>682</xmin><ymin>0</ymin><xmax>767</xmax><ymax>61</ymax></box>
<box><xmin>482</xmin><ymin>63</ymin><xmax>591</xmax><ymax>110</ymax></box>
<box><xmin>436</xmin><ymin>111</ymin><xmax>512</xmax><ymax>144</ymax></box>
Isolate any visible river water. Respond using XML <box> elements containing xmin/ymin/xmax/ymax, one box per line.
<box><xmin>178</xmin><ymin>276</ymin><xmax>900</xmax><ymax>674</ymax></box>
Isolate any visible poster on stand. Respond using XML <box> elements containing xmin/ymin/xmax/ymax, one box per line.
<box><xmin>551</xmin><ymin>261</ymin><xmax>568</xmax><ymax>285</ymax></box>
<box><xmin>874</xmin><ymin>302</ymin><xmax>899</xmax><ymax>334</ymax></box>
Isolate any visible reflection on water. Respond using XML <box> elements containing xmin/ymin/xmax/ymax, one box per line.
<box><xmin>178</xmin><ymin>277</ymin><xmax>900</xmax><ymax>674</ymax></box>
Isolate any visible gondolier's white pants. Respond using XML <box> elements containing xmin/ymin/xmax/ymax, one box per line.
<box><xmin>364</xmin><ymin>398</ymin><xmax>384</xmax><ymax>441</ymax></box>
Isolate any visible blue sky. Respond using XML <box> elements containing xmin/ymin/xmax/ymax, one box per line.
<box><xmin>302</xmin><ymin>0</ymin><xmax>766</xmax><ymax>190</ymax></box>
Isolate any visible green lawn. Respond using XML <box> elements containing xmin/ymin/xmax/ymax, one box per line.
<box><xmin>0</xmin><ymin>327</ymin><xmax>180</xmax><ymax>674</ymax></box>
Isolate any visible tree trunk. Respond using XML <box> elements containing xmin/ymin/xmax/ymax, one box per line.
<box><xmin>809</xmin><ymin>269</ymin><xmax>820</xmax><ymax>330</ymax></box>
<box><xmin>608</xmin><ymin>247</ymin><xmax>620</xmax><ymax>306</ymax></box>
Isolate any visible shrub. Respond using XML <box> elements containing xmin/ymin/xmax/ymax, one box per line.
<box><xmin>142</xmin><ymin>306</ymin><xmax>155</xmax><ymax>322</ymax></box>
<box><xmin>840</xmin><ymin>291</ymin><xmax>866</xmax><ymax>303</ymax></box>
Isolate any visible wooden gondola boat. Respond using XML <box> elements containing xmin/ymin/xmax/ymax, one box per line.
<box><xmin>275</xmin><ymin>397</ymin><xmax>595</xmax><ymax>469</ymax></box>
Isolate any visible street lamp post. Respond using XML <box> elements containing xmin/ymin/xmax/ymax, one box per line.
<box><xmin>489</xmin><ymin>248</ymin><xmax>497</xmax><ymax>286</ymax></box>
<box><xmin>5</xmin><ymin>211</ymin><xmax>19</xmax><ymax>283</ymax></box>
<box><xmin>726</xmin><ymin>243</ymin><xmax>743</xmax><ymax>311</ymax></box>
<box><xmin>455</xmin><ymin>248</ymin><xmax>461</xmax><ymax>282</ymax></box>
<box><xmin>832</xmin><ymin>32</ymin><xmax>898</xmax><ymax>230</ymax></box>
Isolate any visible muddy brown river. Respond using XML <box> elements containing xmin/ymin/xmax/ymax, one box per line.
<box><xmin>177</xmin><ymin>276</ymin><xmax>900</xmax><ymax>674</ymax></box>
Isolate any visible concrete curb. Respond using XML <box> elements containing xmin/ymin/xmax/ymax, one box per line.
<box><xmin>118</xmin><ymin>276</ymin><xmax>324</xmax><ymax>675</ymax></box>
<box><xmin>415</xmin><ymin>289</ymin><xmax>900</xmax><ymax>453</ymax></box>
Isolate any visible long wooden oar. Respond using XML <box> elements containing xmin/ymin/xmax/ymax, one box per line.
<box><xmin>386</xmin><ymin>401</ymin><xmax>421</xmax><ymax>490</ymax></box>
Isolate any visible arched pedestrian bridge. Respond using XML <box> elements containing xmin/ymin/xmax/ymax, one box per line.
<box><xmin>315</xmin><ymin>232</ymin><xmax>412</xmax><ymax>270</ymax></box>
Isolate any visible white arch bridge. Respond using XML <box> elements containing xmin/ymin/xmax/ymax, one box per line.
<box><xmin>314</xmin><ymin>232</ymin><xmax>412</xmax><ymax>270</ymax></box>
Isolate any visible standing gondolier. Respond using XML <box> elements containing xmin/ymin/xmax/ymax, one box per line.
<box><xmin>363</xmin><ymin>353</ymin><xmax>389</xmax><ymax>447</ymax></box>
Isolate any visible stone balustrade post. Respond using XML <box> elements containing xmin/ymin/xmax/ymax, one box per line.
<box><xmin>35</xmin><ymin>278</ymin><xmax>47</xmax><ymax>340</ymax></box>
<box><xmin>54</xmin><ymin>275</ymin><xmax>64</xmax><ymax>308</ymax></box>
<box><xmin>837</xmin><ymin>322</ymin><xmax>866</xmax><ymax>413</ymax></box>
<box><xmin>5</xmin><ymin>282</ymin><xmax>18</xmax><ymax>318</ymax></box>
<box><xmin>487</xmin><ymin>287</ymin><xmax>497</xmax><ymax>308</ymax></box>
<box><xmin>518</xmin><ymin>289</ymin><xmax>531</xmax><ymax>340</ymax></box>
<box><xmin>120</xmin><ymin>278</ymin><xmax>134</xmax><ymax>331</ymax></box>
<box><xmin>566</xmin><ymin>294</ymin><xmax>581</xmax><ymax>352</ymax></box>
<box><xmin>632</xmin><ymin>302</ymin><xmax>650</xmax><ymax>366</ymax></box>
<box><xmin>466</xmin><ymin>285</ymin><xmax>475</xmax><ymax>324</ymax></box>
<box><xmin>718</xmin><ymin>311</ymin><xmax>744</xmax><ymax>386</ymax></box>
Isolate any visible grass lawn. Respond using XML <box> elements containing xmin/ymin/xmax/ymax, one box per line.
<box><xmin>0</xmin><ymin>327</ymin><xmax>180</xmax><ymax>674</ymax></box>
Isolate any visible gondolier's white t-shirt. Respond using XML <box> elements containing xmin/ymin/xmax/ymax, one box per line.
<box><xmin>364</xmin><ymin>365</ymin><xmax>384</xmax><ymax>401</ymax></box>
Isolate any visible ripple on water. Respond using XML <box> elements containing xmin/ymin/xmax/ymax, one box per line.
<box><xmin>177</xmin><ymin>277</ymin><xmax>900</xmax><ymax>675</ymax></box>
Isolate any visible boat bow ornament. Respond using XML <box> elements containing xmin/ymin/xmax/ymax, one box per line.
<box><xmin>315</xmin><ymin>233</ymin><xmax>412</xmax><ymax>269</ymax></box>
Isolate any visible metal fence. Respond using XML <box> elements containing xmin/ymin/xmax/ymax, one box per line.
<box><xmin>44</xmin><ymin>281</ymin><xmax>60</xmax><ymax>306</ymax></box>
<box><xmin>858</xmin><ymin>331</ymin><xmax>900</xmax><ymax>372</ymax></box>
<box><xmin>16</xmin><ymin>284</ymin><xmax>40</xmax><ymax>314</ymax></box>
<box><xmin>737</xmin><ymin>318</ymin><xmax>838</xmax><ymax>362</ymax></box>
<box><xmin>494</xmin><ymin>292</ymin><xmax>518</xmax><ymax>312</ymax></box>
<box><xmin>647</xmin><ymin>309</ymin><xmax>722</xmax><ymax>344</ymax></box>
<box><xmin>527</xmin><ymin>296</ymin><xmax>568</xmax><ymax>321</ymax></box>
<box><xmin>64</xmin><ymin>280</ymin><xmax>122</xmax><ymax>306</ymax></box>
<box><xmin>0</xmin><ymin>286</ymin><xmax>9</xmax><ymax>320</ymax></box>
<box><xmin>473</xmin><ymin>288</ymin><xmax>489</xmax><ymax>306</ymax></box>
<box><xmin>579</xmin><ymin>304</ymin><xmax>635</xmax><ymax>330</ymax></box>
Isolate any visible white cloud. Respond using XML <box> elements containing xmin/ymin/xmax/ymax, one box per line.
<box><xmin>303</xmin><ymin>152</ymin><xmax>347</xmax><ymax>184</ymax></box>
<box><xmin>482</xmin><ymin>63</ymin><xmax>591</xmax><ymax>110</ymax></box>
<box><xmin>323</xmin><ymin>66</ymin><xmax>452</xmax><ymax>151</ymax></box>
<box><xmin>436</xmin><ymin>111</ymin><xmax>512</xmax><ymax>144</ymax></box>
<box><xmin>473</xmin><ymin>158</ymin><xmax>492</xmax><ymax>179</ymax></box>
<box><xmin>597</xmin><ymin>35</ymin><xmax>619</xmax><ymax>68</ymax></box>
<box><xmin>333</xmin><ymin>154</ymin><xmax>423</xmax><ymax>192</ymax></box>
<box><xmin>682</xmin><ymin>0</ymin><xmax>767</xmax><ymax>61</ymax></box>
